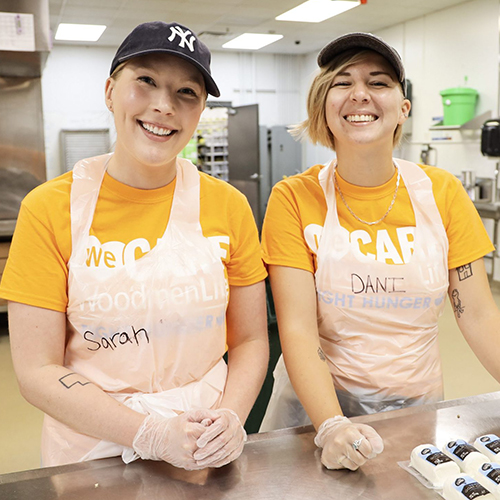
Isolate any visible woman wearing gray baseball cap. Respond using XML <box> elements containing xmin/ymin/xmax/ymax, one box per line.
<box><xmin>2</xmin><ymin>21</ymin><xmax>268</xmax><ymax>469</ymax></box>
<box><xmin>260</xmin><ymin>32</ymin><xmax>498</xmax><ymax>470</ymax></box>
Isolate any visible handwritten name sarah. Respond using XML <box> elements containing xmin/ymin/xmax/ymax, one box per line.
<box><xmin>84</xmin><ymin>326</ymin><xmax>149</xmax><ymax>351</ymax></box>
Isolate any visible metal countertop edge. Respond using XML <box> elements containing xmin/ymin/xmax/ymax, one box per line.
<box><xmin>2</xmin><ymin>391</ymin><xmax>500</xmax><ymax>484</ymax></box>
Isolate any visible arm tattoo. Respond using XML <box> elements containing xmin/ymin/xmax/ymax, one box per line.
<box><xmin>457</xmin><ymin>264</ymin><xmax>473</xmax><ymax>281</ymax></box>
<box><xmin>317</xmin><ymin>347</ymin><xmax>326</xmax><ymax>362</ymax></box>
<box><xmin>451</xmin><ymin>289</ymin><xmax>465</xmax><ymax>318</ymax></box>
<box><xmin>59</xmin><ymin>373</ymin><xmax>91</xmax><ymax>390</ymax></box>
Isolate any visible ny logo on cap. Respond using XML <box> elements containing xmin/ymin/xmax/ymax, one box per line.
<box><xmin>168</xmin><ymin>26</ymin><xmax>196</xmax><ymax>52</ymax></box>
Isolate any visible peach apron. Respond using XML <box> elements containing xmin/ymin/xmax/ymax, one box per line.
<box><xmin>261</xmin><ymin>159</ymin><xmax>448</xmax><ymax>430</ymax></box>
<box><xmin>42</xmin><ymin>154</ymin><xmax>228</xmax><ymax>466</ymax></box>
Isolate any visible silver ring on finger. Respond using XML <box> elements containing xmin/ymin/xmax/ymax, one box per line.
<box><xmin>352</xmin><ymin>438</ymin><xmax>364</xmax><ymax>451</ymax></box>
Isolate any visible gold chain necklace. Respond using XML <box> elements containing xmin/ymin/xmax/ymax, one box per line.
<box><xmin>333</xmin><ymin>163</ymin><xmax>400</xmax><ymax>226</ymax></box>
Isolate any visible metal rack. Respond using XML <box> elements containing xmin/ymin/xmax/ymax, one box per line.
<box><xmin>197</xmin><ymin>108</ymin><xmax>229</xmax><ymax>181</ymax></box>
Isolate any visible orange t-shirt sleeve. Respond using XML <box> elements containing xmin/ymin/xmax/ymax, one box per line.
<box><xmin>0</xmin><ymin>194</ymin><xmax>70</xmax><ymax>312</ymax></box>
<box><xmin>226</xmin><ymin>189</ymin><xmax>267</xmax><ymax>286</ymax></box>
<box><xmin>436</xmin><ymin>172</ymin><xmax>495</xmax><ymax>269</ymax></box>
<box><xmin>261</xmin><ymin>181</ymin><xmax>316</xmax><ymax>273</ymax></box>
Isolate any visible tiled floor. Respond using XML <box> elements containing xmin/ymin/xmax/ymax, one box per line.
<box><xmin>1</xmin><ymin>289</ymin><xmax>500</xmax><ymax>475</ymax></box>
<box><xmin>0</xmin><ymin>313</ymin><xmax>44</xmax><ymax>474</ymax></box>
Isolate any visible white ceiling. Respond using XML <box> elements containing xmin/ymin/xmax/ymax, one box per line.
<box><xmin>49</xmin><ymin>0</ymin><xmax>470</xmax><ymax>54</ymax></box>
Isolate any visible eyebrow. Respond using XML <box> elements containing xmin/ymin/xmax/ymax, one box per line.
<box><xmin>335</xmin><ymin>70</ymin><xmax>394</xmax><ymax>78</ymax></box>
<box><xmin>134</xmin><ymin>64</ymin><xmax>204</xmax><ymax>86</ymax></box>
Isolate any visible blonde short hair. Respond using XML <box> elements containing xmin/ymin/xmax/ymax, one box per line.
<box><xmin>110</xmin><ymin>61</ymin><xmax>127</xmax><ymax>80</ymax></box>
<box><xmin>290</xmin><ymin>49</ymin><xmax>406</xmax><ymax>150</ymax></box>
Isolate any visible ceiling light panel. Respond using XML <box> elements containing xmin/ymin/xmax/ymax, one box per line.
<box><xmin>222</xmin><ymin>33</ymin><xmax>283</xmax><ymax>50</ymax></box>
<box><xmin>55</xmin><ymin>23</ymin><xmax>107</xmax><ymax>42</ymax></box>
<box><xmin>276</xmin><ymin>0</ymin><xmax>360</xmax><ymax>23</ymax></box>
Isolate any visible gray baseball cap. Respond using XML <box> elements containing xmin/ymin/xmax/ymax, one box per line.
<box><xmin>317</xmin><ymin>32</ymin><xmax>407</xmax><ymax>96</ymax></box>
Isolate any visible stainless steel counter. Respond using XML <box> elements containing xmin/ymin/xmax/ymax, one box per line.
<box><xmin>3</xmin><ymin>392</ymin><xmax>500</xmax><ymax>499</ymax></box>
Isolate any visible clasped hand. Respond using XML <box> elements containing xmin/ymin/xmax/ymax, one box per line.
<box><xmin>132</xmin><ymin>408</ymin><xmax>247</xmax><ymax>470</ymax></box>
<box><xmin>314</xmin><ymin>416</ymin><xmax>384</xmax><ymax>471</ymax></box>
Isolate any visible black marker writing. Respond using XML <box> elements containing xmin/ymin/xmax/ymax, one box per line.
<box><xmin>457</xmin><ymin>264</ymin><xmax>473</xmax><ymax>281</ymax></box>
<box><xmin>451</xmin><ymin>289</ymin><xmax>465</xmax><ymax>318</ymax></box>
<box><xmin>317</xmin><ymin>347</ymin><xmax>326</xmax><ymax>362</ymax></box>
<box><xmin>59</xmin><ymin>373</ymin><xmax>91</xmax><ymax>389</ymax></box>
<box><xmin>351</xmin><ymin>274</ymin><xmax>406</xmax><ymax>294</ymax></box>
<box><xmin>84</xmin><ymin>326</ymin><xmax>150</xmax><ymax>351</ymax></box>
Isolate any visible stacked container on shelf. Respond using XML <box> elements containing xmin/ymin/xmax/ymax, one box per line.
<box><xmin>196</xmin><ymin>108</ymin><xmax>229</xmax><ymax>181</ymax></box>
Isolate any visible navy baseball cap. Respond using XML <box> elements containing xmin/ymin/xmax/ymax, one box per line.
<box><xmin>110</xmin><ymin>21</ymin><xmax>220</xmax><ymax>97</ymax></box>
<box><xmin>317</xmin><ymin>32</ymin><xmax>407</xmax><ymax>96</ymax></box>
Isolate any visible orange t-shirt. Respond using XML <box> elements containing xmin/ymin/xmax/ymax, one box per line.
<box><xmin>1</xmin><ymin>166</ymin><xmax>267</xmax><ymax>312</ymax></box>
<box><xmin>262</xmin><ymin>162</ymin><xmax>494</xmax><ymax>272</ymax></box>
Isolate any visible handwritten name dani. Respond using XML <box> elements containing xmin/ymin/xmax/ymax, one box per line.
<box><xmin>351</xmin><ymin>273</ymin><xmax>406</xmax><ymax>294</ymax></box>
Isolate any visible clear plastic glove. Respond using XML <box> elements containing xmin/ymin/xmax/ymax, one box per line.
<box><xmin>132</xmin><ymin>409</ymin><xmax>220</xmax><ymax>470</ymax></box>
<box><xmin>193</xmin><ymin>408</ymin><xmax>247</xmax><ymax>468</ymax></box>
<box><xmin>314</xmin><ymin>415</ymin><xmax>384</xmax><ymax>471</ymax></box>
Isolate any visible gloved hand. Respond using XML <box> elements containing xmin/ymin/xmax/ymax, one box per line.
<box><xmin>314</xmin><ymin>415</ymin><xmax>384</xmax><ymax>471</ymax></box>
<box><xmin>193</xmin><ymin>408</ymin><xmax>247</xmax><ymax>468</ymax></box>
<box><xmin>132</xmin><ymin>409</ymin><xmax>220</xmax><ymax>470</ymax></box>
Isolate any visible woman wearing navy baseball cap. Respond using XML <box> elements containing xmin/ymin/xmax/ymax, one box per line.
<box><xmin>1</xmin><ymin>21</ymin><xmax>268</xmax><ymax>469</ymax></box>
<box><xmin>260</xmin><ymin>32</ymin><xmax>499</xmax><ymax>471</ymax></box>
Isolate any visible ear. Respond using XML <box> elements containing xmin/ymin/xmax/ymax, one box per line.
<box><xmin>398</xmin><ymin>98</ymin><xmax>411</xmax><ymax>124</ymax></box>
<box><xmin>105</xmin><ymin>77</ymin><xmax>115</xmax><ymax>112</ymax></box>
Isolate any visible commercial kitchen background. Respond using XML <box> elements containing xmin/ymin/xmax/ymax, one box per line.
<box><xmin>2</xmin><ymin>0</ymin><xmax>500</xmax><ymax>474</ymax></box>
<box><xmin>40</xmin><ymin>0</ymin><xmax>500</xmax><ymax>266</ymax></box>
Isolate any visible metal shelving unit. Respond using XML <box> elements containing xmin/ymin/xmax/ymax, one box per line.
<box><xmin>197</xmin><ymin>107</ymin><xmax>229</xmax><ymax>181</ymax></box>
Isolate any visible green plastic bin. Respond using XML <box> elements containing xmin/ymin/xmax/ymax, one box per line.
<box><xmin>440</xmin><ymin>87</ymin><xmax>478</xmax><ymax>126</ymax></box>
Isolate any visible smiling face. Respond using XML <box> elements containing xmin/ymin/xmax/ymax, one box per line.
<box><xmin>105</xmin><ymin>53</ymin><xmax>206</xmax><ymax>187</ymax></box>
<box><xmin>324</xmin><ymin>51</ymin><xmax>410</xmax><ymax>150</ymax></box>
